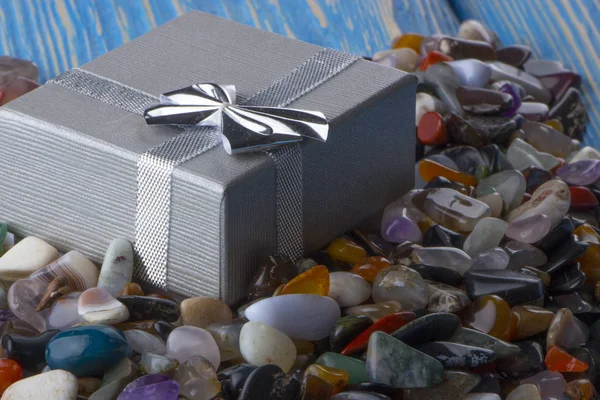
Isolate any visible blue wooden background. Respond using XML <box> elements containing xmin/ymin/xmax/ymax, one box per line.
<box><xmin>0</xmin><ymin>0</ymin><xmax>598</xmax><ymax>146</ymax></box>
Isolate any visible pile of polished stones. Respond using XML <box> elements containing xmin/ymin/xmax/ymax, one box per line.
<box><xmin>0</xmin><ymin>19</ymin><xmax>598</xmax><ymax>400</ymax></box>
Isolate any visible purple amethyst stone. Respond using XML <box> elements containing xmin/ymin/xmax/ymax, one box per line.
<box><xmin>117</xmin><ymin>374</ymin><xmax>179</xmax><ymax>400</ymax></box>
<box><xmin>557</xmin><ymin>160</ymin><xmax>600</xmax><ymax>186</ymax></box>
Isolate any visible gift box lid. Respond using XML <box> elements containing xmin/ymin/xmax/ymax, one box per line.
<box><xmin>0</xmin><ymin>11</ymin><xmax>416</xmax><ymax>303</ymax></box>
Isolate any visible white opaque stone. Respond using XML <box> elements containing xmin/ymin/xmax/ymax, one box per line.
<box><xmin>448</xmin><ymin>59</ymin><xmax>492</xmax><ymax>88</ymax></box>
<box><xmin>372</xmin><ymin>265</ymin><xmax>429</xmax><ymax>310</ymax></box>
<box><xmin>97</xmin><ymin>238</ymin><xmax>133</xmax><ymax>297</ymax></box>
<box><xmin>1</xmin><ymin>370</ymin><xmax>78</xmax><ymax>400</ymax></box>
<box><xmin>78</xmin><ymin>287</ymin><xmax>129</xmax><ymax>325</ymax></box>
<box><xmin>0</xmin><ymin>236</ymin><xmax>59</xmax><ymax>281</ymax></box>
<box><xmin>477</xmin><ymin>192</ymin><xmax>503</xmax><ymax>218</ymax></box>
<box><xmin>328</xmin><ymin>272</ymin><xmax>371</xmax><ymax>307</ymax></box>
<box><xmin>476</xmin><ymin>170</ymin><xmax>526</xmax><ymax>212</ymax></box>
<box><xmin>166</xmin><ymin>326</ymin><xmax>220</xmax><ymax>369</ymax></box>
<box><xmin>507</xmin><ymin>138</ymin><xmax>560</xmax><ymax>171</ymax></box>
<box><xmin>568</xmin><ymin>146</ymin><xmax>600</xmax><ymax>164</ymax></box>
<box><xmin>372</xmin><ymin>48</ymin><xmax>419</xmax><ymax>72</ymax></box>
<box><xmin>239</xmin><ymin>321</ymin><xmax>297</xmax><ymax>373</ymax></box>
<box><xmin>415</xmin><ymin>92</ymin><xmax>446</xmax><ymax>126</ymax></box>
<box><xmin>470</xmin><ymin>248</ymin><xmax>510</xmax><ymax>270</ymax></box>
<box><xmin>244</xmin><ymin>294</ymin><xmax>341</xmax><ymax>341</ymax></box>
<box><xmin>46</xmin><ymin>292</ymin><xmax>83</xmax><ymax>331</ymax></box>
<box><xmin>463</xmin><ymin>218</ymin><xmax>509</xmax><ymax>256</ymax></box>
<box><xmin>125</xmin><ymin>329</ymin><xmax>166</xmax><ymax>355</ymax></box>
<box><xmin>506</xmin><ymin>180</ymin><xmax>571</xmax><ymax>228</ymax></box>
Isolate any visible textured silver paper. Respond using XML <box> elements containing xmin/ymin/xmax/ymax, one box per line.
<box><xmin>0</xmin><ymin>11</ymin><xmax>416</xmax><ymax>304</ymax></box>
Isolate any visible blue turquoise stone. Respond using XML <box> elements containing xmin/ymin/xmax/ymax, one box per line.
<box><xmin>45</xmin><ymin>325</ymin><xmax>132</xmax><ymax>377</ymax></box>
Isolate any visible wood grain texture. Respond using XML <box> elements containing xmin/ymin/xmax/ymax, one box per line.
<box><xmin>450</xmin><ymin>0</ymin><xmax>600</xmax><ymax>147</ymax></box>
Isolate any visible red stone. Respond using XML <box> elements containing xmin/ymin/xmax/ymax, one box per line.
<box><xmin>570</xmin><ymin>186</ymin><xmax>599</xmax><ymax>210</ymax></box>
<box><xmin>0</xmin><ymin>359</ymin><xmax>22</xmax><ymax>395</ymax></box>
<box><xmin>545</xmin><ymin>345</ymin><xmax>589</xmax><ymax>372</ymax></box>
<box><xmin>418</xmin><ymin>111</ymin><xmax>448</xmax><ymax>145</ymax></box>
<box><xmin>419</xmin><ymin>50</ymin><xmax>454</xmax><ymax>71</ymax></box>
<box><xmin>340</xmin><ymin>312</ymin><xmax>416</xmax><ymax>355</ymax></box>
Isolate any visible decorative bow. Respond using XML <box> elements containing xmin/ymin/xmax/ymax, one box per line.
<box><xmin>144</xmin><ymin>83</ymin><xmax>329</xmax><ymax>154</ymax></box>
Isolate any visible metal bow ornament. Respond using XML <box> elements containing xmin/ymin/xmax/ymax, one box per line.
<box><xmin>144</xmin><ymin>83</ymin><xmax>329</xmax><ymax>154</ymax></box>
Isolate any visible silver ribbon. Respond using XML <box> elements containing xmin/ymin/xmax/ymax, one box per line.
<box><xmin>144</xmin><ymin>83</ymin><xmax>329</xmax><ymax>154</ymax></box>
<box><xmin>51</xmin><ymin>48</ymin><xmax>360</xmax><ymax>291</ymax></box>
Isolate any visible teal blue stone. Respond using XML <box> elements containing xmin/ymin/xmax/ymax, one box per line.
<box><xmin>45</xmin><ymin>325</ymin><xmax>132</xmax><ymax>377</ymax></box>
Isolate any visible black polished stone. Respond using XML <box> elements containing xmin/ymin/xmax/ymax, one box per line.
<box><xmin>409</xmin><ymin>264</ymin><xmax>463</xmax><ymax>287</ymax></box>
<box><xmin>152</xmin><ymin>320</ymin><xmax>175</xmax><ymax>342</ymax></box>
<box><xmin>2</xmin><ymin>329</ymin><xmax>59</xmax><ymax>371</ymax></box>
<box><xmin>564</xmin><ymin>347</ymin><xmax>598</xmax><ymax>384</ymax></box>
<box><xmin>539</xmin><ymin>234</ymin><xmax>589</xmax><ymax>274</ymax></box>
<box><xmin>416</xmin><ymin>341</ymin><xmax>495</xmax><ymax>368</ymax></box>
<box><xmin>480</xmin><ymin>144</ymin><xmax>514</xmax><ymax>173</ymax></box>
<box><xmin>522</xmin><ymin>166</ymin><xmax>552</xmax><ymax>194</ymax></box>
<box><xmin>117</xmin><ymin>296</ymin><xmax>180</xmax><ymax>322</ymax></box>
<box><xmin>442</xmin><ymin>145</ymin><xmax>488</xmax><ymax>175</ymax></box>
<box><xmin>496</xmin><ymin>44</ymin><xmax>532</xmax><ymax>68</ymax></box>
<box><xmin>456</xmin><ymin>86</ymin><xmax>514</xmax><ymax>115</ymax></box>
<box><xmin>391</xmin><ymin>313</ymin><xmax>460</xmax><ymax>346</ymax></box>
<box><xmin>422</xmin><ymin>225</ymin><xmax>465</xmax><ymax>249</ymax></box>
<box><xmin>548</xmin><ymin>262</ymin><xmax>586</xmax><ymax>295</ymax></box>
<box><xmin>546</xmin><ymin>292</ymin><xmax>594</xmax><ymax>315</ymax></box>
<box><xmin>548</xmin><ymin>87</ymin><xmax>587</xmax><ymax>140</ymax></box>
<box><xmin>239</xmin><ymin>364</ymin><xmax>285</xmax><ymax>400</ymax></box>
<box><xmin>350</xmin><ymin>229</ymin><xmax>391</xmax><ymax>258</ymax></box>
<box><xmin>535</xmin><ymin>217</ymin><xmax>575</xmax><ymax>254</ymax></box>
<box><xmin>496</xmin><ymin>341</ymin><xmax>544</xmax><ymax>379</ymax></box>
<box><xmin>463</xmin><ymin>269</ymin><xmax>544</xmax><ymax>306</ymax></box>
<box><xmin>329</xmin><ymin>315</ymin><xmax>373</xmax><ymax>353</ymax></box>
<box><xmin>389</xmin><ymin>241</ymin><xmax>416</xmax><ymax>265</ymax></box>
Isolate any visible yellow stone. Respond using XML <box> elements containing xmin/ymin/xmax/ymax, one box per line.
<box><xmin>279</xmin><ymin>265</ymin><xmax>330</xmax><ymax>296</ymax></box>
<box><xmin>293</xmin><ymin>339</ymin><xmax>315</xmax><ymax>355</ymax></box>
<box><xmin>304</xmin><ymin>364</ymin><xmax>349</xmax><ymax>396</ymax></box>
<box><xmin>512</xmin><ymin>305</ymin><xmax>555</xmax><ymax>340</ymax></box>
<box><xmin>392</xmin><ymin>33</ymin><xmax>424</xmax><ymax>54</ymax></box>
<box><xmin>545</xmin><ymin>119</ymin><xmax>564</xmax><ymax>133</ymax></box>
<box><xmin>326</xmin><ymin>238</ymin><xmax>367</xmax><ymax>264</ymax></box>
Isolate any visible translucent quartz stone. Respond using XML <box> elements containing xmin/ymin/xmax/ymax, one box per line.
<box><xmin>418</xmin><ymin>159</ymin><xmax>477</xmax><ymax>187</ymax></box>
<box><xmin>569</xmin><ymin>146</ymin><xmax>600</xmax><ymax>164</ymax></box>
<box><xmin>304</xmin><ymin>364</ymin><xmax>348</xmax><ymax>396</ymax></box>
<box><xmin>46</xmin><ymin>292</ymin><xmax>83</xmax><ymax>331</ymax></box>
<box><xmin>327</xmin><ymin>238</ymin><xmax>367</xmax><ymax>264</ymax></box>
<box><xmin>506</xmin><ymin>180</ymin><xmax>571</xmax><ymax>228</ymax></box>
<box><xmin>557</xmin><ymin>160</ymin><xmax>600</xmax><ymax>186</ymax></box>
<box><xmin>8</xmin><ymin>279</ymin><xmax>50</xmax><ymax>332</ymax></box>
<box><xmin>457</xmin><ymin>19</ymin><xmax>500</xmax><ymax>48</ymax></box>
<box><xmin>351</xmin><ymin>257</ymin><xmax>392</xmax><ymax>284</ymax></box>
<box><xmin>470</xmin><ymin>248</ymin><xmax>510</xmax><ymax>271</ymax></box>
<box><xmin>520</xmin><ymin>371</ymin><xmax>566</xmax><ymax>400</ymax></box>
<box><xmin>447</xmin><ymin>59</ymin><xmax>492</xmax><ymax>88</ymax></box>
<box><xmin>507</xmin><ymin>138</ymin><xmax>560</xmax><ymax>171</ymax></box>
<box><xmin>206</xmin><ymin>319</ymin><xmax>245</xmax><ymax>362</ymax></box>
<box><xmin>166</xmin><ymin>326</ymin><xmax>220</xmax><ymax>369</ymax></box>
<box><xmin>575</xmin><ymin>224</ymin><xmax>600</xmax><ymax>281</ymax></box>
<box><xmin>463</xmin><ymin>218</ymin><xmax>508</xmax><ymax>256</ymax></box>
<box><xmin>124</xmin><ymin>329</ymin><xmax>166</xmax><ymax>355</ymax></box>
<box><xmin>522</xmin><ymin>120</ymin><xmax>579</xmax><ymax>158</ymax></box>
<box><xmin>412</xmin><ymin>188</ymin><xmax>492</xmax><ymax>232</ymax></box>
<box><xmin>477</xmin><ymin>192</ymin><xmax>503</xmax><ymax>218</ymax></box>
<box><xmin>411</xmin><ymin>245</ymin><xmax>472</xmax><ymax>275</ymax></box>
<box><xmin>506</xmin><ymin>384</ymin><xmax>541</xmax><ymax>400</ymax></box>
<box><xmin>173</xmin><ymin>355</ymin><xmax>221</xmax><ymax>400</ymax></box>
<box><xmin>279</xmin><ymin>265</ymin><xmax>329</xmax><ymax>296</ymax></box>
<box><xmin>381</xmin><ymin>203</ymin><xmax>422</xmax><ymax>244</ymax></box>
<box><xmin>476</xmin><ymin>170</ymin><xmax>526</xmax><ymax>212</ymax></box>
<box><xmin>372</xmin><ymin>265</ymin><xmax>429</xmax><ymax>310</ymax></box>
<box><xmin>461</xmin><ymin>295</ymin><xmax>516</xmax><ymax>341</ymax></box>
<box><xmin>140</xmin><ymin>352</ymin><xmax>179</xmax><ymax>376</ymax></box>
<box><xmin>328</xmin><ymin>272</ymin><xmax>371</xmax><ymax>308</ymax></box>
<box><xmin>505</xmin><ymin>214</ymin><xmax>552</xmax><ymax>244</ymax></box>
<box><xmin>426</xmin><ymin>281</ymin><xmax>470</xmax><ymax>313</ymax></box>
<box><xmin>78</xmin><ymin>287</ymin><xmax>129</xmax><ymax>325</ymax></box>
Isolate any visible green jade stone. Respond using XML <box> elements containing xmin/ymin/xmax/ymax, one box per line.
<box><xmin>316</xmin><ymin>352</ymin><xmax>368</xmax><ymax>384</ymax></box>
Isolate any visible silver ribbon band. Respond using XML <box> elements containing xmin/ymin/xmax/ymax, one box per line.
<box><xmin>52</xmin><ymin>48</ymin><xmax>359</xmax><ymax>291</ymax></box>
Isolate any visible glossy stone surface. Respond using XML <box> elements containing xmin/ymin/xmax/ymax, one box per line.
<box><xmin>117</xmin><ymin>374</ymin><xmax>179</xmax><ymax>400</ymax></box>
<box><xmin>507</xmin><ymin>180</ymin><xmax>571</xmax><ymax>229</ymax></box>
<box><xmin>461</xmin><ymin>295</ymin><xmax>516</xmax><ymax>341</ymax></box>
<box><xmin>410</xmin><ymin>264</ymin><xmax>463</xmax><ymax>287</ymax></box>
<box><xmin>448</xmin><ymin>327</ymin><xmax>519</xmax><ymax>359</ymax></box>
<box><xmin>539</xmin><ymin>234</ymin><xmax>588</xmax><ymax>274</ymax></box>
<box><xmin>0</xmin><ymin>236</ymin><xmax>58</xmax><ymax>282</ymax></box>
<box><xmin>535</xmin><ymin>216</ymin><xmax>575</xmax><ymax>253</ymax></box>
<box><xmin>522</xmin><ymin>121</ymin><xmax>579</xmax><ymax>158</ymax></box>
<box><xmin>488</xmin><ymin>61</ymin><xmax>551</xmax><ymax>104</ymax></box>
<box><xmin>512</xmin><ymin>305</ymin><xmax>555</xmax><ymax>340</ymax></box>
<box><xmin>415</xmin><ymin>92</ymin><xmax>446</xmax><ymax>126</ymax></box>
<box><xmin>2</xmin><ymin>329</ymin><xmax>58</xmax><ymax>371</ymax></box>
<box><xmin>173</xmin><ymin>355</ymin><xmax>221</xmax><ymax>400</ymax></box>
<box><xmin>316</xmin><ymin>352</ymin><xmax>368</xmax><ymax>385</ymax></box>
<box><xmin>124</xmin><ymin>329</ymin><xmax>166</xmax><ymax>355</ymax></box>
<box><xmin>548</xmin><ymin>262</ymin><xmax>586</xmax><ymax>294</ymax></box>
<box><xmin>239</xmin><ymin>364</ymin><xmax>298</xmax><ymax>400</ymax></box>
<box><xmin>78</xmin><ymin>287</ymin><xmax>129</xmax><ymax>325</ymax></box>
<box><xmin>505</xmin><ymin>384</ymin><xmax>541</xmax><ymax>400</ymax></box>
<box><xmin>327</xmin><ymin>238</ymin><xmax>367</xmax><ymax>265</ymax></box>
<box><xmin>463</xmin><ymin>269</ymin><xmax>544</xmax><ymax>306</ymax></box>
<box><xmin>506</xmin><ymin>214</ymin><xmax>553</xmax><ymax>245</ymax></box>
<box><xmin>152</xmin><ymin>320</ymin><xmax>175</xmax><ymax>341</ymax></box>
<box><xmin>372</xmin><ymin>48</ymin><xmax>419</xmax><ymax>72</ymax></box>
<box><xmin>558</xmin><ymin>160</ymin><xmax>600</xmax><ymax>186</ymax></box>
<box><xmin>140</xmin><ymin>351</ymin><xmax>179</xmax><ymax>376</ymax></box>
<box><xmin>418</xmin><ymin>112</ymin><xmax>447</xmax><ymax>145</ymax></box>
<box><xmin>344</xmin><ymin>301</ymin><xmax>403</xmax><ymax>322</ymax></box>
<box><xmin>350</xmin><ymin>257</ymin><xmax>392</xmax><ymax>284</ymax></box>
<box><xmin>247</xmin><ymin>254</ymin><xmax>296</xmax><ymax>299</ymax></box>
<box><xmin>504</xmin><ymin>241</ymin><xmax>547</xmax><ymax>270</ymax></box>
<box><xmin>476</xmin><ymin>170</ymin><xmax>526</xmax><ymax>213</ymax></box>
<box><xmin>372</xmin><ymin>265</ymin><xmax>428</xmax><ymax>310</ymax></box>
<box><xmin>166</xmin><ymin>326</ymin><xmax>220</xmax><ymax>369</ymax></box>
<box><xmin>463</xmin><ymin>218</ymin><xmax>508</xmax><ymax>256</ymax></box>
<box><xmin>497</xmin><ymin>44</ymin><xmax>531</xmax><ymax>67</ymax></box>
<box><xmin>546</xmin><ymin>308</ymin><xmax>590</xmax><ymax>350</ymax></box>
<box><xmin>549</xmin><ymin>87</ymin><xmax>587</xmax><ymax>140</ymax></box>
<box><xmin>545</xmin><ymin>345</ymin><xmax>589</xmax><ymax>372</ymax></box>
<box><xmin>403</xmin><ymin>370</ymin><xmax>481</xmax><ymax>400</ymax></box>
<box><xmin>341</xmin><ymin>312</ymin><xmax>416</xmax><ymax>356</ymax></box>
<box><xmin>117</xmin><ymin>296</ymin><xmax>179</xmax><ymax>323</ymax></box>
<box><xmin>97</xmin><ymin>238</ymin><xmax>133</xmax><ymax>297</ymax></box>
<box><xmin>329</xmin><ymin>315</ymin><xmax>373</xmax><ymax>353</ymax></box>
<box><xmin>245</xmin><ymin>294</ymin><xmax>340</xmax><ymax>341</ymax></box>
<box><xmin>179</xmin><ymin>296</ymin><xmax>232</xmax><ymax>328</ymax></box>
<box><xmin>239</xmin><ymin>321</ymin><xmax>296</xmax><ymax>373</ymax></box>
<box><xmin>520</xmin><ymin>371</ymin><xmax>566</xmax><ymax>400</ymax></box>
<box><xmin>279</xmin><ymin>265</ymin><xmax>330</xmax><ymax>296</ymax></box>
<box><xmin>496</xmin><ymin>340</ymin><xmax>545</xmax><ymax>379</ymax></box>
<box><xmin>445</xmin><ymin>113</ymin><xmax>518</xmax><ymax>148</ymax></box>
<box><xmin>426</xmin><ymin>281</ymin><xmax>470</xmax><ymax>313</ymax></box>
<box><xmin>328</xmin><ymin>272</ymin><xmax>371</xmax><ymax>308</ymax></box>
<box><xmin>366</xmin><ymin>331</ymin><xmax>443</xmax><ymax>388</ymax></box>
<box><xmin>507</xmin><ymin>138</ymin><xmax>560</xmax><ymax>171</ymax></box>
<box><xmin>45</xmin><ymin>325</ymin><xmax>132</xmax><ymax>377</ymax></box>
<box><xmin>416</xmin><ymin>341</ymin><xmax>495</xmax><ymax>368</ymax></box>
<box><xmin>421</xmin><ymin>225</ymin><xmax>465</xmax><ymax>249</ymax></box>
<box><xmin>391</xmin><ymin>313</ymin><xmax>460</xmax><ymax>346</ymax></box>
<box><xmin>419</xmin><ymin>159</ymin><xmax>478</xmax><ymax>187</ymax></box>
<box><xmin>456</xmin><ymin>86</ymin><xmax>513</xmax><ymax>115</ymax></box>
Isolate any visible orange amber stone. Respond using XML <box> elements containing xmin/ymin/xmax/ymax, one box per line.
<box><xmin>341</xmin><ymin>312</ymin><xmax>416</xmax><ymax>355</ymax></box>
<box><xmin>512</xmin><ymin>305</ymin><xmax>555</xmax><ymax>340</ymax></box>
<box><xmin>566</xmin><ymin>379</ymin><xmax>595</xmax><ymax>400</ymax></box>
<box><xmin>545</xmin><ymin>345</ymin><xmax>589</xmax><ymax>372</ymax></box>
<box><xmin>419</xmin><ymin>50</ymin><xmax>454</xmax><ymax>71</ymax></box>
<box><xmin>326</xmin><ymin>238</ymin><xmax>367</xmax><ymax>264</ymax></box>
<box><xmin>118</xmin><ymin>282</ymin><xmax>144</xmax><ymax>296</ymax></box>
<box><xmin>392</xmin><ymin>33</ymin><xmax>424</xmax><ymax>54</ymax></box>
<box><xmin>461</xmin><ymin>295</ymin><xmax>516</xmax><ymax>341</ymax></box>
<box><xmin>350</xmin><ymin>256</ymin><xmax>392</xmax><ymax>283</ymax></box>
<box><xmin>418</xmin><ymin>159</ymin><xmax>478</xmax><ymax>187</ymax></box>
<box><xmin>418</xmin><ymin>111</ymin><xmax>448</xmax><ymax>145</ymax></box>
<box><xmin>304</xmin><ymin>364</ymin><xmax>349</xmax><ymax>396</ymax></box>
<box><xmin>279</xmin><ymin>265</ymin><xmax>330</xmax><ymax>296</ymax></box>
<box><xmin>0</xmin><ymin>359</ymin><xmax>22</xmax><ymax>395</ymax></box>
<box><xmin>302</xmin><ymin>374</ymin><xmax>333</xmax><ymax>400</ymax></box>
<box><xmin>575</xmin><ymin>224</ymin><xmax>600</xmax><ymax>282</ymax></box>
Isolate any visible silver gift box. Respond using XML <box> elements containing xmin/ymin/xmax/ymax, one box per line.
<box><xmin>0</xmin><ymin>11</ymin><xmax>416</xmax><ymax>304</ymax></box>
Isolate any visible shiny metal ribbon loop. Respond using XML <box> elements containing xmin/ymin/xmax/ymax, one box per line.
<box><xmin>143</xmin><ymin>83</ymin><xmax>329</xmax><ymax>154</ymax></box>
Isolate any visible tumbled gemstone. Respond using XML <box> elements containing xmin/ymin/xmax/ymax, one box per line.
<box><xmin>506</xmin><ymin>214</ymin><xmax>552</xmax><ymax>244</ymax></box>
<box><xmin>428</xmin><ymin>36</ymin><xmax>497</xmax><ymax>61</ymax></box>
<box><xmin>118</xmin><ymin>374</ymin><xmax>179</xmax><ymax>400</ymax></box>
<box><xmin>517</xmin><ymin>102</ymin><xmax>549</xmax><ymax>121</ymax></box>
<box><xmin>575</xmin><ymin>224</ymin><xmax>600</xmax><ymax>281</ymax></box>
<box><xmin>477</xmin><ymin>170</ymin><xmax>526</xmax><ymax>213</ymax></box>
<box><xmin>418</xmin><ymin>159</ymin><xmax>478</xmax><ymax>187</ymax></box>
<box><xmin>381</xmin><ymin>205</ymin><xmax>422</xmax><ymax>244</ymax></box>
<box><xmin>0</xmin><ymin>359</ymin><xmax>22</xmax><ymax>395</ymax></box>
<box><xmin>341</xmin><ymin>312</ymin><xmax>415</xmax><ymax>356</ymax></box>
<box><xmin>417</xmin><ymin>112</ymin><xmax>448</xmax><ymax>146</ymax></box>
<box><xmin>350</xmin><ymin>257</ymin><xmax>392</xmax><ymax>284</ymax></box>
<box><xmin>0</xmin><ymin>56</ymin><xmax>38</xmax><ymax>84</ymax></box>
<box><xmin>423</xmin><ymin>62</ymin><xmax>463</xmax><ymax>114</ymax></box>
<box><xmin>463</xmin><ymin>218</ymin><xmax>508</xmax><ymax>256</ymax></box>
<box><xmin>345</xmin><ymin>301</ymin><xmax>403</xmax><ymax>322</ymax></box>
<box><xmin>328</xmin><ymin>272</ymin><xmax>371</xmax><ymax>308</ymax></box>
<box><xmin>166</xmin><ymin>326</ymin><xmax>220</xmax><ymax>369</ymax></box>
<box><xmin>391</xmin><ymin>313</ymin><xmax>460</xmax><ymax>346</ymax></box>
<box><xmin>410</xmin><ymin>245</ymin><xmax>472</xmax><ymax>275</ymax></box>
<box><xmin>173</xmin><ymin>355</ymin><xmax>220</xmax><ymax>400</ymax></box>
<box><xmin>415</xmin><ymin>92</ymin><xmax>446</xmax><ymax>126</ymax></box>
<box><xmin>488</xmin><ymin>61</ymin><xmax>552</xmax><ymax>104</ymax></box>
<box><xmin>301</xmin><ymin>374</ymin><xmax>333</xmax><ymax>400</ymax></box>
<box><xmin>372</xmin><ymin>265</ymin><xmax>429</xmax><ymax>310</ymax></box>
<box><xmin>448</xmin><ymin>327</ymin><xmax>519</xmax><ymax>359</ymax></box>
<box><xmin>426</xmin><ymin>281</ymin><xmax>470</xmax><ymax>314</ymax></box>
<box><xmin>456</xmin><ymin>86</ymin><xmax>513</xmax><ymax>115</ymax></box>
<box><xmin>457</xmin><ymin>20</ymin><xmax>500</xmax><ymax>47</ymax></box>
<box><xmin>372</xmin><ymin>48</ymin><xmax>419</xmax><ymax>72</ymax></box>
<box><xmin>496</xmin><ymin>45</ymin><xmax>532</xmax><ymax>67</ymax></box>
<box><xmin>421</xmin><ymin>224</ymin><xmax>465</xmax><ymax>248</ymax></box>
<box><xmin>521</xmin><ymin>166</ymin><xmax>552</xmax><ymax>194</ymax></box>
<box><xmin>411</xmin><ymin>264</ymin><xmax>463</xmax><ymax>287</ymax></box>
<box><xmin>535</xmin><ymin>216</ymin><xmax>574</xmax><ymax>253</ymax></box>
<box><xmin>480</xmin><ymin>143</ymin><xmax>514</xmax><ymax>173</ymax></box>
<box><xmin>557</xmin><ymin>160</ymin><xmax>600</xmax><ymax>186</ymax></box>
<box><xmin>477</xmin><ymin>192</ymin><xmax>503</xmax><ymax>218</ymax></box>
<box><xmin>546</xmin><ymin>308</ymin><xmax>590</xmax><ymax>350</ymax></box>
<box><xmin>247</xmin><ymin>255</ymin><xmax>296</xmax><ymax>299</ymax></box>
<box><xmin>442</xmin><ymin>145</ymin><xmax>488</xmax><ymax>175</ymax></box>
<box><xmin>392</xmin><ymin>33</ymin><xmax>425</xmax><ymax>54</ymax></box>
<box><xmin>304</xmin><ymin>364</ymin><xmax>348</xmax><ymax>395</ymax></box>
<box><xmin>469</xmin><ymin>248</ymin><xmax>510</xmax><ymax>271</ymax></box>
<box><xmin>447</xmin><ymin>59</ymin><xmax>492</xmax><ymax>88</ymax></box>
<box><xmin>545</xmin><ymin>345</ymin><xmax>588</xmax><ymax>372</ymax></box>
<box><xmin>3</xmin><ymin>330</ymin><xmax>58</xmax><ymax>372</ymax></box>
<box><xmin>541</xmin><ymin>72</ymin><xmax>582</xmax><ymax>107</ymax></box>
<box><xmin>506</xmin><ymin>180</ymin><xmax>571</xmax><ymax>229</ymax></box>
<box><xmin>403</xmin><ymin>370</ymin><xmax>481</xmax><ymax>400</ymax></box>
<box><xmin>496</xmin><ymin>341</ymin><xmax>545</xmax><ymax>379</ymax></box>
<box><xmin>565</xmin><ymin>379</ymin><xmax>595</xmax><ymax>400</ymax></box>
<box><xmin>0</xmin><ymin>77</ymin><xmax>39</xmax><ymax>105</ymax></box>
<box><xmin>522</xmin><ymin>120</ymin><xmax>579</xmax><ymax>158</ymax></box>
<box><xmin>507</xmin><ymin>138</ymin><xmax>560</xmax><ymax>171</ymax></box>
<box><xmin>463</xmin><ymin>270</ymin><xmax>544</xmax><ymax>306</ymax></box>
<box><xmin>524</xmin><ymin>59</ymin><xmax>566</xmax><ymax>76</ymax></box>
<box><xmin>419</xmin><ymin>51</ymin><xmax>454</xmax><ymax>71</ymax></box>
<box><xmin>445</xmin><ymin>113</ymin><xmax>515</xmax><ymax>148</ymax></box>
<box><xmin>279</xmin><ymin>265</ymin><xmax>329</xmax><ymax>296</ymax></box>
<box><xmin>539</xmin><ymin>234</ymin><xmax>589</xmax><ymax>274</ymax></box>
<box><xmin>416</xmin><ymin>341</ymin><xmax>495</xmax><ymax>368</ymax></box>
<box><xmin>461</xmin><ymin>295</ymin><xmax>516</xmax><ymax>341</ymax></box>
<box><xmin>520</xmin><ymin>371</ymin><xmax>566</xmax><ymax>400</ymax></box>
<box><xmin>327</xmin><ymin>238</ymin><xmax>367</xmax><ymax>264</ymax></box>
<box><xmin>504</xmin><ymin>241</ymin><xmax>547</xmax><ymax>270</ymax></box>
<box><xmin>316</xmin><ymin>352</ymin><xmax>368</xmax><ymax>385</ymax></box>
<box><xmin>570</xmin><ymin>186</ymin><xmax>599</xmax><ymax>210</ymax></box>
<box><xmin>505</xmin><ymin>384</ymin><xmax>541</xmax><ymax>400</ymax></box>
<box><xmin>511</xmin><ymin>305</ymin><xmax>554</xmax><ymax>341</ymax></box>
<box><xmin>548</xmin><ymin>262</ymin><xmax>586</xmax><ymax>294</ymax></box>
<box><xmin>412</xmin><ymin>188</ymin><xmax>491</xmax><ymax>232</ymax></box>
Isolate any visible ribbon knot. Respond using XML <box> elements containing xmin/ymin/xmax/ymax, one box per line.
<box><xmin>144</xmin><ymin>83</ymin><xmax>329</xmax><ymax>154</ymax></box>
